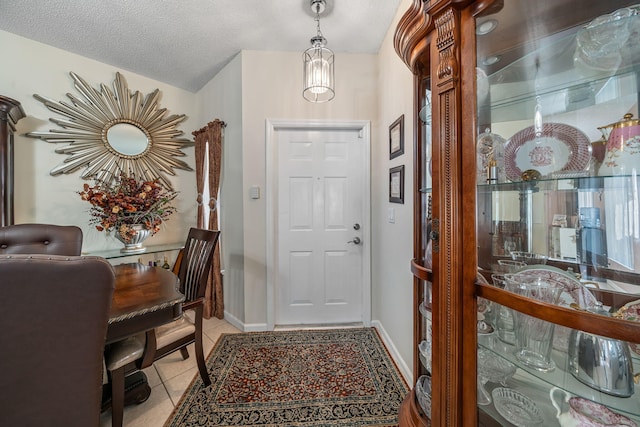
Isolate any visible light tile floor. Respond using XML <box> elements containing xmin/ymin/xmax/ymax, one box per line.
<box><xmin>100</xmin><ymin>316</ymin><xmax>241</xmax><ymax>427</ymax></box>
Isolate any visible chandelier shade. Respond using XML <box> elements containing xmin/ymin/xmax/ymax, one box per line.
<box><xmin>302</xmin><ymin>0</ymin><xmax>335</xmax><ymax>102</ymax></box>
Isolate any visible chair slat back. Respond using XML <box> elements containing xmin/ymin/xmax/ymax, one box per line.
<box><xmin>177</xmin><ymin>228</ymin><xmax>220</xmax><ymax>302</ymax></box>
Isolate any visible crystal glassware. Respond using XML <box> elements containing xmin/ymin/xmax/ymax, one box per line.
<box><xmin>506</xmin><ymin>275</ymin><xmax>563</xmax><ymax>371</ymax></box>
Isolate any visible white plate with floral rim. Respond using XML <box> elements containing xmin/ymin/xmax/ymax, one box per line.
<box><xmin>504</xmin><ymin>123</ymin><xmax>592</xmax><ymax>182</ymax></box>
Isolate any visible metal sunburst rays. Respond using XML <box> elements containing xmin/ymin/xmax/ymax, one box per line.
<box><xmin>27</xmin><ymin>71</ymin><xmax>193</xmax><ymax>189</ymax></box>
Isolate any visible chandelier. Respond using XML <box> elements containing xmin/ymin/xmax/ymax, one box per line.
<box><xmin>302</xmin><ymin>0</ymin><xmax>335</xmax><ymax>102</ymax></box>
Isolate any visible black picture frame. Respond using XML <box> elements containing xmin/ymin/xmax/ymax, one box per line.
<box><xmin>389</xmin><ymin>165</ymin><xmax>404</xmax><ymax>204</ymax></box>
<box><xmin>389</xmin><ymin>115</ymin><xmax>404</xmax><ymax>159</ymax></box>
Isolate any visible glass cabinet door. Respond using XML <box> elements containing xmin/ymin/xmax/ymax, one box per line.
<box><xmin>475</xmin><ymin>1</ymin><xmax>640</xmax><ymax>425</ymax></box>
<box><xmin>414</xmin><ymin>77</ymin><xmax>434</xmax><ymax>419</ymax></box>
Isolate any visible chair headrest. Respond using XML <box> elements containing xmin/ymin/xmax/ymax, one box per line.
<box><xmin>0</xmin><ymin>223</ymin><xmax>83</xmax><ymax>256</ymax></box>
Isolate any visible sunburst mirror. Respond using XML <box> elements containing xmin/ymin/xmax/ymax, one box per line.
<box><xmin>27</xmin><ymin>71</ymin><xmax>193</xmax><ymax>189</ymax></box>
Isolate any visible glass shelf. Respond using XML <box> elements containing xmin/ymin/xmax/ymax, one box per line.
<box><xmin>477</xmin><ymin>173</ymin><xmax>640</xmax><ymax>192</ymax></box>
<box><xmin>478</xmin><ymin>14</ymin><xmax>640</xmax><ymax>122</ymax></box>
<box><xmin>84</xmin><ymin>242</ymin><xmax>183</xmax><ymax>260</ymax></box>
<box><xmin>478</xmin><ymin>337</ymin><xmax>640</xmax><ymax>420</ymax></box>
<box><xmin>477</xmin><ymin>170</ymin><xmax>640</xmax><ymax>284</ymax></box>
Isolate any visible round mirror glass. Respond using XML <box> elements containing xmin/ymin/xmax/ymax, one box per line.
<box><xmin>106</xmin><ymin>123</ymin><xmax>149</xmax><ymax>156</ymax></box>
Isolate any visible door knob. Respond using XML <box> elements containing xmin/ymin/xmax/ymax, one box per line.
<box><xmin>348</xmin><ymin>237</ymin><xmax>361</xmax><ymax>245</ymax></box>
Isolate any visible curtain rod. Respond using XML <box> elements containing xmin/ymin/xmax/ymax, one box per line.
<box><xmin>192</xmin><ymin>119</ymin><xmax>226</xmax><ymax>137</ymax></box>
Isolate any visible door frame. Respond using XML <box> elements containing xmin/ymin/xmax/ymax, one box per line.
<box><xmin>265</xmin><ymin>119</ymin><xmax>371</xmax><ymax>330</ymax></box>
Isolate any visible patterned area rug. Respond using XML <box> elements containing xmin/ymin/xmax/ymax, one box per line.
<box><xmin>164</xmin><ymin>328</ymin><xmax>408</xmax><ymax>427</ymax></box>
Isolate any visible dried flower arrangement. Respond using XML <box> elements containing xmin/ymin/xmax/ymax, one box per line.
<box><xmin>79</xmin><ymin>173</ymin><xmax>178</xmax><ymax>242</ymax></box>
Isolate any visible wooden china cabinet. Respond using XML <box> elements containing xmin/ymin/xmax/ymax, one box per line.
<box><xmin>0</xmin><ymin>96</ymin><xmax>25</xmax><ymax>227</ymax></box>
<box><xmin>395</xmin><ymin>0</ymin><xmax>640</xmax><ymax>426</ymax></box>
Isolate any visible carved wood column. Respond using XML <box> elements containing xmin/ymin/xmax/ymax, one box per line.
<box><xmin>395</xmin><ymin>1</ymin><xmax>479</xmax><ymax>425</ymax></box>
<box><xmin>430</xmin><ymin>6</ymin><xmax>464</xmax><ymax>427</ymax></box>
<box><xmin>0</xmin><ymin>96</ymin><xmax>25</xmax><ymax>227</ymax></box>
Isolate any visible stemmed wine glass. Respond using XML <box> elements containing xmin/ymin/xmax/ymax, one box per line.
<box><xmin>477</xmin><ymin>348</ymin><xmax>518</xmax><ymax>406</ymax></box>
<box><xmin>477</xmin><ymin>349</ymin><xmax>493</xmax><ymax>405</ymax></box>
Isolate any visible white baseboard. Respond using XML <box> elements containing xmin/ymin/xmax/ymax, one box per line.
<box><xmin>371</xmin><ymin>320</ymin><xmax>412</xmax><ymax>385</ymax></box>
<box><xmin>222</xmin><ymin>310</ymin><xmax>245</xmax><ymax>331</ymax></box>
<box><xmin>243</xmin><ymin>323</ymin><xmax>269</xmax><ymax>332</ymax></box>
<box><xmin>223</xmin><ymin>310</ymin><xmax>269</xmax><ymax>332</ymax></box>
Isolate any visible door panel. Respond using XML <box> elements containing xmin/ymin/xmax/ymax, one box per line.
<box><xmin>276</xmin><ymin>128</ymin><xmax>364</xmax><ymax>325</ymax></box>
<box><xmin>289</xmin><ymin>251</ymin><xmax>313</xmax><ymax>305</ymax></box>
<box><xmin>290</xmin><ymin>178</ymin><xmax>313</xmax><ymax>230</ymax></box>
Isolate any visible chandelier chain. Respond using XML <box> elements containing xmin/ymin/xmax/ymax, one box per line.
<box><xmin>315</xmin><ymin>4</ymin><xmax>323</xmax><ymax>39</ymax></box>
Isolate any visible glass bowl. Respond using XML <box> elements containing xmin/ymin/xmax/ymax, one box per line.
<box><xmin>418</xmin><ymin>340</ymin><xmax>432</xmax><ymax>372</ymax></box>
<box><xmin>491</xmin><ymin>273</ymin><xmax>512</xmax><ymax>289</ymax></box>
<box><xmin>415</xmin><ymin>375</ymin><xmax>432</xmax><ymax>418</ymax></box>
<box><xmin>497</xmin><ymin>259</ymin><xmax>527</xmax><ymax>273</ymax></box>
<box><xmin>576</xmin><ymin>7</ymin><xmax>633</xmax><ymax>59</ymax></box>
<box><xmin>492</xmin><ymin>387</ymin><xmax>543</xmax><ymax>427</ymax></box>
<box><xmin>478</xmin><ymin>350</ymin><xmax>516</xmax><ymax>385</ymax></box>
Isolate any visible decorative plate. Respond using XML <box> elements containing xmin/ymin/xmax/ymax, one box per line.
<box><xmin>512</xmin><ymin>265</ymin><xmax>598</xmax><ymax>309</ymax></box>
<box><xmin>614</xmin><ymin>299</ymin><xmax>640</xmax><ymax>355</ymax></box>
<box><xmin>504</xmin><ymin>123</ymin><xmax>592</xmax><ymax>182</ymax></box>
<box><xmin>492</xmin><ymin>388</ymin><xmax>543</xmax><ymax>427</ymax></box>
<box><xmin>615</xmin><ymin>299</ymin><xmax>640</xmax><ymax>321</ymax></box>
<box><xmin>568</xmin><ymin>396</ymin><xmax>638</xmax><ymax>427</ymax></box>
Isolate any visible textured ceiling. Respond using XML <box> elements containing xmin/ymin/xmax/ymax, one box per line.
<box><xmin>0</xmin><ymin>0</ymin><xmax>402</xmax><ymax>92</ymax></box>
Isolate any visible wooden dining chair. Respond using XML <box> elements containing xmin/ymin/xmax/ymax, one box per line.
<box><xmin>104</xmin><ymin>228</ymin><xmax>220</xmax><ymax>427</ymax></box>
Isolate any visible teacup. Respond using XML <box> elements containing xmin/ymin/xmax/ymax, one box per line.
<box><xmin>598</xmin><ymin>113</ymin><xmax>640</xmax><ymax>176</ymax></box>
<box><xmin>550</xmin><ymin>387</ymin><xmax>638</xmax><ymax>427</ymax></box>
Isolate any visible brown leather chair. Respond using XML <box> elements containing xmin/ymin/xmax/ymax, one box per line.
<box><xmin>0</xmin><ymin>223</ymin><xmax>83</xmax><ymax>255</ymax></box>
<box><xmin>0</xmin><ymin>254</ymin><xmax>114</xmax><ymax>427</ymax></box>
<box><xmin>104</xmin><ymin>228</ymin><xmax>220</xmax><ymax>427</ymax></box>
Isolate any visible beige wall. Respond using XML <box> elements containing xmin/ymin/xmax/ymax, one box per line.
<box><xmin>374</xmin><ymin>0</ymin><xmax>416</xmax><ymax>374</ymax></box>
<box><xmin>0</xmin><ymin>29</ymin><xmax>199</xmax><ymax>254</ymax></box>
<box><xmin>196</xmin><ymin>53</ymin><xmax>245</xmax><ymax>323</ymax></box>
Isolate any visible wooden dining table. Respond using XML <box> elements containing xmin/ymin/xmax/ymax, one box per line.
<box><xmin>107</xmin><ymin>262</ymin><xmax>184</xmax><ymax>344</ymax></box>
<box><xmin>102</xmin><ymin>262</ymin><xmax>184</xmax><ymax>410</ymax></box>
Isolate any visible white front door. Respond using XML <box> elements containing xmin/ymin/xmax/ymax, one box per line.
<box><xmin>268</xmin><ymin>122</ymin><xmax>370</xmax><ymax>327</ymax></box>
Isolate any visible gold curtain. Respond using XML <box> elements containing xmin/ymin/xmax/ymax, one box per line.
<box><xmin>192</xmin><ymin>119</ymin><xmax>225</xmax><ymax>319</ymax></box>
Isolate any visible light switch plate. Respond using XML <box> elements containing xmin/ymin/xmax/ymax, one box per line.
<box><xmin>249</xmin><ymin>186</ymin><xmax>260</xmax><ymax>199</ymax></box>
<box><xmin>388</xmin><ymin>207</ymin><xmax>395</xmax><ymax>223</ymax></box>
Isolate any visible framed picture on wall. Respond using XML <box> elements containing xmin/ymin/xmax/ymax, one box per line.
<box><xmin>389</xmin><ymin>115</ymin><xmax>404</xmax><ymax>159</ymax></box>
<box><xmin>389</xmin><ymin>165</ymin><xmax>404</xmax><ymax>204</ymax></box>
